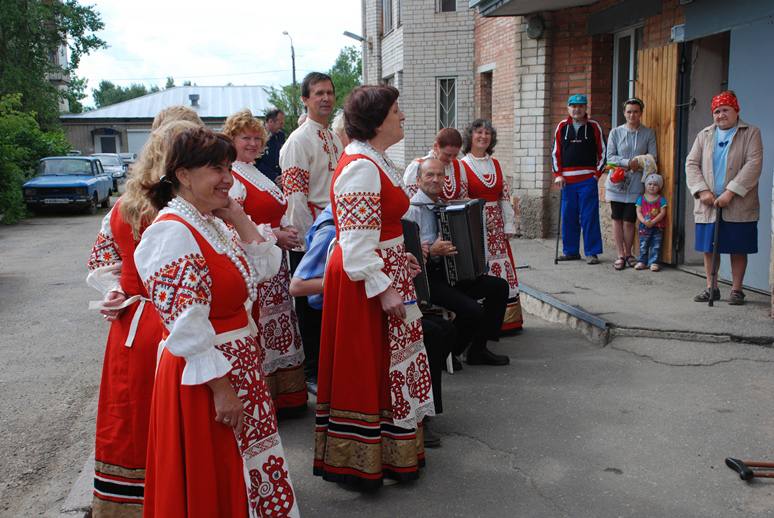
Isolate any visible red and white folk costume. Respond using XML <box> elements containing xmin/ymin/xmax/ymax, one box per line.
<box><xmin>402</xmin><ymin>151</ymin><xmax>468</xmax><ymax>200</ymax></box>
<box><xmin>134</xmin><ymin>197</ymin><xmax>299</xmax><ymax>518</ymax></box>
<box><xmin>230</xmin><ymin>161</ymin><xmax>306</xmax><ymax>412</ymax></box>
<box><xmin>461</xmin><ymin>153</ymin><xmax>524</xmax><ymax>331</ymax></box>
<box><xmin>279</xmin><ymin>118</ymin><xmax>342</xmax><ymax>246</ymax></box>
<box><xmin>315</xmin><ymin>140</ymin><xmax>435</xmax><ymax>489</ymax></box>
<box><xmin>86</xmin><ymin>199</ymin><xmax>162</xmax><ymax>514</ymax></box>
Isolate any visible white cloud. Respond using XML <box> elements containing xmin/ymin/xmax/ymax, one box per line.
<box><xmin>76</xmin><ymin>0</ymin><xmax>363</xmax><ymax>106</ymax></box>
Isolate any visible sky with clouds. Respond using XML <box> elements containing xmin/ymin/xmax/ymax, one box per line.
<box><xmin>74</xmin><ymin>0</ymin><xmax>363</xmax><ymax>107</ymax></box>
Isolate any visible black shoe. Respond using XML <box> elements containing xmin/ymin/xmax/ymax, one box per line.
<box><xmin>557</xmin><ymin>254</ymin><xmax>581</xmax><ymax>261</ymax></box>
<box><xmin>306</xmin><ymin>379</ymin><xmax>318</xmax><ymax>395</ymax></box>
<box><xmin>728</xmin><ymin>290</ymin><xmax>746</xmax><ymax>305</ymax></box>
<box><xmin>423</xmin><ymin>420</ymin><xmax>441</xmax><ymax>448</ymax></box>
<box><xmin>467</xmin><ymin>347</ymin><xmax>510</xmax><ymax>366</ymax></box>
<box><xmin>693</xmin><ymin>288</ymin><xmax>720</xmax><ymax>302</ymax></box>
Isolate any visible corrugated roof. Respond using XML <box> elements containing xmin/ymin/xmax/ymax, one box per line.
<box><xmin>61</xmin><ymin>85</ymin><xmax>273</xmax><ymax>120</ymax></box>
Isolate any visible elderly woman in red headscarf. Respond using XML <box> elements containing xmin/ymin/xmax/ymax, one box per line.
<box><xmin>685</xmin><ymin>91</ymin><xmax>763</xmax><ymax>305</ymax></box>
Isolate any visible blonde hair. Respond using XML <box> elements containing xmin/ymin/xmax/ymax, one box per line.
<box><xmin>151</xmin><ymin>105</ymin><xmax>203</xmax><ymax>130</ymax></box>
<box><xmin>222</xmin><ymin>109</ymin><xmax>267</xmax><ymax>143</ymax></box>
<box><xmin>120</xmin><ymin>120</ymin><xmax>203</xmax><ymax>237</ymax></box>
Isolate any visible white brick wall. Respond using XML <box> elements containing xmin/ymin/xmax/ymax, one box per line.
<box><xmin>363</xmin><ymin>0</ymin><xmax>475</xmax><ymax>167</ymax></box>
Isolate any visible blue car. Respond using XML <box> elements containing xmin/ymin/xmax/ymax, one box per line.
<box><xmin>23</xmin><ymin>156</ymin><xmax>113</xmax><ymax>214</ymax></box>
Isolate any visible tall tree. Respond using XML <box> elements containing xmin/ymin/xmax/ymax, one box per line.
<box><xmin>92</xmin><ymin>81</ymin><xmax>159</xmax><ymax>108</ymax></box>
<box><xmin>0</xmin><ymin>0</ymin><xmax>106</xmax><ymax>127</ymax></box>
<box><xmin>265</xmin><ymin>83</ymin><xmax>302</xmax><ymax>134</ymax></box>
<box><xmin>328</xmin><ymin>46</ymin><xmax>362</xmax><ymax>112</ymax></box>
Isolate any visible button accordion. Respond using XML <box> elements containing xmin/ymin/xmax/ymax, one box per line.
<box><xmin>433</xmin><ymin>199</ymin><xmax>488</xmax><ymax>285</ymax></box>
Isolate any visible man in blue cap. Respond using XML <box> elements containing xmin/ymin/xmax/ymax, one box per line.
<box><xmin>551</xmin><ymin>94</ymin><xmax>605</xmax><ymax>264</ymax></box>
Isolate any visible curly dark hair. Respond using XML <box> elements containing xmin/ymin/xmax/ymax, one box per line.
<box><xmin>344</xmin><ymin>85</ymin><xmax>400</xmax><ymax>141</ymax></box>
<box><xmin>462</xmin><ymin>118</ymin><xmax>497</xmax><ymax>155</ymax></box>
<box><xmin>147</xmin><ymin>127</ymin><xmax>236</xmax><ymax>210</ymax></box>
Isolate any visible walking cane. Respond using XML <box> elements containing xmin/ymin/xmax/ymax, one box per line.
<box><xmin>554</xmin><ymin>187</ymin><xmax>563</xmax><ymax>265</ymax></box>
<box><xmin>709</xmin><ymin>206</ymin><xmax>722</xmax><ymax>307</ymax></box>
<box><xmin>725</xmin><ymin>457</ymin><xmax>774</xmax><ymax>481</ymax></box>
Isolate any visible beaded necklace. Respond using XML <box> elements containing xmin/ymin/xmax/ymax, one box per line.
<box><xmin>232</xmin><ymin>161</ymin><xmax>285</xmax><ymax>204</ymax></box>
<box><xmin>465</xmin><ymin>153</ymin><xmax>498</xmax><ymax>189</ymax></box>
<box><xmin>167</xmin><ymin>197</ymin><xmax>258</xmax><ymax>301</ymax></box>
<box><xmin>354</xmin><ymin>140</ymin><xmax>404</xmax><ymax>187</ymax></box>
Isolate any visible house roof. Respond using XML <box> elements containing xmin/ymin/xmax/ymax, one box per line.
<box><xmin>61</xmin><ymin>85</ymin><xmax>273</xmax><ymax>121</ymax></box>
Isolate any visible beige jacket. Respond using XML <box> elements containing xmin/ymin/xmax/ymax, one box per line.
<box><xmin>685</xmin><ymin>119</ymin><xmax>763</xmax><ymax>223</ymax></box>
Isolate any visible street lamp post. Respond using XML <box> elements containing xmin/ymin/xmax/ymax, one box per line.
<box><xmin>343</xmin><ymin>31</ymin><xmax>366</xmax><ymax>84</ymax></box>
<box><xmin>282</xmin><ymin>31</ymin><xmax>298</xmax><ymax>122</ymax></box>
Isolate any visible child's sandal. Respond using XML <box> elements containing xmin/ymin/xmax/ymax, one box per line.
<box><xmin>634</xmin><ymin>262</ymin><xmax>647</xmax><ymax>270</ymax></box>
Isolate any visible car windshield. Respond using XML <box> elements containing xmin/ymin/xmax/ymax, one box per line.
<box><xmin>37</xmin><ymin>159</ymin><xmax>93</xmax><ymax>176</ymax></box>
<box><xmin>93</xmin><ymin>155</ymin><xmax>122</xmax><ymax>167</ymax></box>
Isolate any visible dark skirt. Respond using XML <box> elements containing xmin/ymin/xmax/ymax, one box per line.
<box><xmin>695</xmin><ymin>220</ymin><xmax>758</xmax><ymax>254</ymax></box>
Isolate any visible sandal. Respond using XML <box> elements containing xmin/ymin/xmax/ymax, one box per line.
<box><xmin>650</xmin><ymin>264</ymin><xmax>661</xmax><ymax>272</ymax></box>
<box><xmin>728</xmin><ymin>290</ymin><xmax>746</xmax><ymax>305</ymax></box>
<box><xmin>634</xmin><ymin>262</ymin><xmax>647</xmax><ymax>270</ymax></box>
<box><xmin>614</xmin><ymin>257</ymin><xmax>626</xmax><ymax>270</ymax></box>
<box><xmin>625</xmin><ymin>255</ymin><xmax>637</xmax><ymax>268</ymax></box>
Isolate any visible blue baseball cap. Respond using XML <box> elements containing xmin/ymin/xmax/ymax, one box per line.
<box><xmin>567</xmin><ymin>94</ymin><xmax>588</xmax><ymax>105</ymax></box>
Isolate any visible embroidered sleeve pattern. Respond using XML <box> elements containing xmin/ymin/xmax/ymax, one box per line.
<box><xmin>282</xmin><ymin>167</ymin><xmax>310</xmax><ymax>197</ymax></box>
<box><xmin>88</xmin><ymin>231</ymin><xmax>121</xmax><ymax>271</ymax></box>
<box><xmin>336</xmin><ymin>192</ymin><xmax>381</xmax><ymax>232</ymax></box>
<box><xmin>145</xmin><ymin>254</ymin><xmax>211</xmax><ymax>326</ymax></box>
<box><xmin>86</xmin><ymin>210</ymin><xmax>122</xmax><ymax>295</ymax></box>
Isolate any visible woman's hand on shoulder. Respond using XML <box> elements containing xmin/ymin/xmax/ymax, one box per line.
<box><xmin>378</xmin><ymin>287</ymin><xmax>406</xmax><ymax>320</ymax></box>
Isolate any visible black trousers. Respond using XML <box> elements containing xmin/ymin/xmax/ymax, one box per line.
<box><xmin>289</xmin><ymin>250</ymin><xmax>318</xmax><ymax>379</ymax></box>
<box><xmin>421</xmin><ymin>314</ymin><xmax>455</xmax><ymax>414</ymax></box>
<box><xmin>428</xmin><ymin>267</ymin><xmax>508</xmax><ymax>356</ymax></box>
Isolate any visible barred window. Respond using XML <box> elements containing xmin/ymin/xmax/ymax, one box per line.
<box><xmin>438</xmin><ymin>78</ymin><xmax>457</xmax><ymax>129</ymax></box>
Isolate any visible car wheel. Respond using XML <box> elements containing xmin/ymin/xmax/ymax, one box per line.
<box><xmin>101</xmin><ymin>191</ymin><xmax>111</xmax><ymax>208</ymax></box>
<box><xmin>86</xmin><ymin>194</ymin><xmax>98</xmax><ymax>215</ymax></box>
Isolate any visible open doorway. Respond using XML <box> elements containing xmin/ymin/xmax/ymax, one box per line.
<box><xmin>678</xmin><ymin>32</ymin><xmax>729</xmax><ymax>267</ymax></box>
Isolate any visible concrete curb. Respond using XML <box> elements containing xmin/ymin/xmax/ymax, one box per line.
<box><xmin>59</xmin><ymin>453</ymin><xmax>93</xmax><ymax>517</ymax></box>
<box><xmin>520</xmin><ymin>283</ymin><xmax>774</xmax><ymax>347</ymax></box>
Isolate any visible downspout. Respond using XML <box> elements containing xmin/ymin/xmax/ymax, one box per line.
<box><xmin>673</xmin><ymin>42</ymin><xmax>692</xmax><ymax>265</ymax></box>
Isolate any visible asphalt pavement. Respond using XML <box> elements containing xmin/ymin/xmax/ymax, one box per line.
<box><xmin>1</xmin><ymin>209</ymin><xmax>774</xmax><ymax>517</ymax></box>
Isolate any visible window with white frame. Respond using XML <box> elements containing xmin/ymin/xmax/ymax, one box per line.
<box><xmin>438</xmin><ymin>77</ymin><xmax>457</xmax><ymax>129</ymax></box>
<box><xmin>439</xmin><ymin>0</ymin><xmax>456</xmax><ymax>12</ymax></box>
<box><xmin>382</xmin><ymin>0</ymin><xmax>393</xmax><ymax>33</ymax></box>
<box><xmin>612</xmin><ymin>26</ymin><xmax>644</xmax><ymax>127</ymax></box>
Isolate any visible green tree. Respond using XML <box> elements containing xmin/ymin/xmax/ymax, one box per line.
<box><xmin>92</xmin><ymin>81</ymin><xmax>160</xmax><ymax>108</ymax></box>
<box><xmin>328</xmin><ymin>46</ymin><xmax>362</xmax><ymax>112</ymax></box>
<box><xmin>165</xmin><ymin>76</ymin><xmax>175</xmax><ymax>89</ymax></box>
<box><xmin>0</xmin><ymin>94</ymin><xmax>69</xmax><ymax>223</ymax></box>
<box><xmin>0</xmin><ymin>0</ymin><xmax>106</xmax><ymax>127</ymax></box>
<box><xmin>265</xmin><ymin>83</ymin><xmax>302</xmax><ymax>134</ymax></box>
<box><xmin>65</xmin><ymin>74</ymin><xmax>88</xmax><ymax>114</ymax></box>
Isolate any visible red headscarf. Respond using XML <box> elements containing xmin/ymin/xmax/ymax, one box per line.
<box><xmin>711</xmin><ymin>91</ymin><xmax>740</xmax><ymax>113</ymax></box>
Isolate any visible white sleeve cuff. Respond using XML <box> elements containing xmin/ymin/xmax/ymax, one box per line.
<box><xmin>364</xmin><ymin>271</ymin><xmax>392</xmax><ymax>299</ymax></box>
<box><xmin>180</xmin><ymin>347</ymin><xmax>233</xmax><ymax>385</ymax></box>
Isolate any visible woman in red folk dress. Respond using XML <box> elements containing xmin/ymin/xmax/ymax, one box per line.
<box><xmin>461</xmin><ymin>119</ymin><xmax>524</xmax><ymax>332</ymax></box>
<box><xmin>314</xmin><ymin>85</ymin><xmax>435</xmax><ymax>490</ymax></box>
<box><xmin>223</xmin><ymin>109</ymin><xmax>307</xmax><ymax>415</ymax></box>
<box><xmin>86</xmin><ymin>113</ymin><xmax>203</xmax><ymax>517</ymax></box>
<box><xmin>134</xmin><ymin>127</ymin><xmax>299</xmax><ymax>517</ymax></box>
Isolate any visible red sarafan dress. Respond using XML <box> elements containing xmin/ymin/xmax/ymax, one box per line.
<box><xmin>314</xmin><ymin>140</ymin><xmax>435</xmax><ymax>490</ymax></box>
<box><xmin>461</xmin><ymin>153</ymin><xmax>524</xmax><ymax>331</ymax></box>
<box><xmin>134</xmin><ymin>197</ymin><xmax>299</xmax><ymax>518</ymax></box>
<box><xmin>402</xmin><ymin>152</ymin><xmax>469</xmax><ymax>200</ymax></box>
<box><xmin>86</xmin><ymin>199</ymin><xmax>163</xmax><ymax>515</ymax></box>
<box><xmin>230</xmin><ymin>161</ymin><xmax>307</xmax><ymax>412</ymax></box>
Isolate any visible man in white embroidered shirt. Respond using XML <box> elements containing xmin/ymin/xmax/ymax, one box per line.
<box><xmin>280</xmin><ymin>72</ymin><xmax>343</xmax><ymax>382</ymax></box>
<box><xmin>405</xmin><ymin>159</ymin><xmax>510</xmax><ymax>367</ymax></box>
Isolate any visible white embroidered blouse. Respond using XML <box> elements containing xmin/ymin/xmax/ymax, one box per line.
<box><xmin>335</xmin><ymin>140</ymin><xmax>405</xmax><ymax>299</ymax></box>
<box><xmin>279</xmin><ymin>118</ymin><xmax>342</xmax><ymax>246</ymax></box>
<box><xmin>134</xmin><ymin>202</ymin><xmax>281</xmax><ymax>386</ymax></box>
<box><xmin>86</xmin><ymin>208</ymin><xmax>122</xmax><ymax>296</ymax></box>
